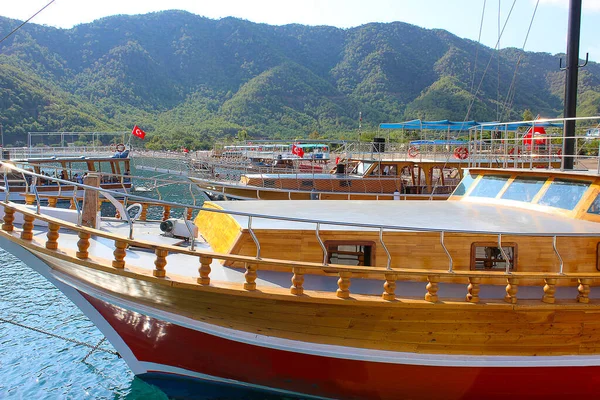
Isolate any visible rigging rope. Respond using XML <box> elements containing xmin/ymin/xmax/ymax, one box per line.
<box><xmin>429</xmin><ymin>0</ymin><xmax>517</xmax><ymax>199</ymax></box>
<box><xmin>463</xmin><ymin>0</ymin><xmax>517</xmax><ymax>123</ymax></box>
<box><xmin>0</xmin><ymin>1</ymin><xmax>56</xmax><ymax>47</ymax></box>
<box><xmin>469</xmin><ymin>0</ymin><xmax>487</xmax><ymax>97</ymax></box>
<box><xmin>0</xmin><ymin>316</ymin><xmax>120</xmax><ymax>358</ymax></box>
<box><xmin>499</xmin><ymin>0</ymin><xmax>541</xmax><ymax>121</ymax></box>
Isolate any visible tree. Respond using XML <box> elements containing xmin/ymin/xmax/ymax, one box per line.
<box><xmin>522</xmin><ymin>109</ymin><xmax>534</xmax><ymax>121</ymax></box>
<box><xmin>237</xmin><ymin>129</ymin><xmax>248</xmax><ymax>142</ymax></box>
<box><xmin>309</xmin><ymin>130</ymin><xmax>320</xmax><ymax>139</ymax></box>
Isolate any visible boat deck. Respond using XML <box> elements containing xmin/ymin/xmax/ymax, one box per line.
<box><xmin>19</xmin><ymin>215</ymin><xmax>596</xmax><ymax>301</ymax></box>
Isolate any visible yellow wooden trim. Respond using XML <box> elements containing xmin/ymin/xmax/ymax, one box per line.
<box><xmin>531</xmin><ymin>176</ymin><xmax>553</xmax><ymax>204</ymax></box>
<box><xmin>495</xmin><ymin>175</ymin><xmax>515</xmax><ymax>199</ymax></box>
<box><xmin>463</xmin><ymin>173</ymin><xmax>482</xmax><ymax>197</ymax></box>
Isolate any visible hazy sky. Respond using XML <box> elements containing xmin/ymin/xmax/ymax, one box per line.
<box><xmin>2</xmin><ymin>0</ymin><xmax>599</xmax><ymax>61</ymax></box>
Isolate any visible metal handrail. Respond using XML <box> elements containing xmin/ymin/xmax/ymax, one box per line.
<box><xmin>247</xmin><ymin>216</ymin><xmax>261</xmax><ymax>259</ymax></box>
<box><xmin>3</xmin><ymin>170</ymin><xmax>9</xmax><ymax>203</ymax></box>
<box><xmin>553</xmin><ymin>235</ymin><xmax>564</xmax><ymax>274</ymax></box>
<box><xmin>2</xmin><ymin>161</ymin><xmax>600</xmax><ymax>238</ymax></box>
<box><xmin>498</xmin><ymin>234</ymin><xmax>512</xmax><ymax>274</ymax></box>
<box><xmin>184</xmin><ymin>208</ymin><xmax>195</xmax><ymax>251</ymax></box>
<box><xmin>72</xmin><ymin>188</ymin><xmax>81</xmax><ymax>227</ymax></box>
<box><xmin>31</xmin><ymin>178</ymin><xmax>41</xmax><ymax>215</ymax></box>
<box><xmin>441</xmin><ymin>231</ymin><xmax>453</xmax><ymax>272</ymax></box>
<box><xmin>379</xmin><ymin>227</ymin><xmax>392</xmax><ymax>270</ymax></box>
<box><xmin>316</xmin><ymin>222</ymin><xmax>328</xmax><ymax>265</ymax></box>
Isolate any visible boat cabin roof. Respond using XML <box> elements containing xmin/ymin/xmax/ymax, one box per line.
<box><xmin>209</xmin><ymin>199</ymin><xmax>600</xmax><ymax>235</ymax></box>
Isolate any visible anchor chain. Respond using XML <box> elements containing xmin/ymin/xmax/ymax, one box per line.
<box><xmin>0</xmin><ymin>316</ymin><xmax>120</xmax><ymax>358</ymax></box>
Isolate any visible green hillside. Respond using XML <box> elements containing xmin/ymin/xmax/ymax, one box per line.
<box><xmin>0</xmin><ymin>11</ymin><xmax>598</xmax><ymax>149</ymax></box>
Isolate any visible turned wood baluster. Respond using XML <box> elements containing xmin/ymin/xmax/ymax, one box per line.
<box><xmin>112</xmin><ymin>240</ymin><xmax>127</xmax><ymax>269</ymax></box>
<box><xmin>466</xmin><ymin>277</ymin><xmax>481</xmax><ymax>303</ymax></box>
<box><xmin>140</xmin><ymin>203</ymin><xmax>148</xmax><ymax>221</ymax></box>
<box><xmin>425</xmin><ymin>275</ymin><xmax>440</xmax><ymax>302</ymax></box>
<box><xmin>290</xmin><ymin>267</ymin><xmax>304</xmax><ymax>295</ymax></box>
<box><xmin>244</xmin><ymin>263</ymin><xmax>257</xmax><ymax>290</ymax></box>
<box><xmin>24</xmin><ymin>194</ymin><xmax>35</xmax><ymax>205</ymax></box>
<box><xmin>69</xmin><ymin>198</ymin><xmax>77</xmax><ymax>210</ymax></box>
<box><xmin>45</xmin><ymin>223</ymin><xmax>60</xmax><ymax>250</ymax></box>
<box><xmin>187</xmin><ymin>208</ymin><xmax>193</xmax><ymax>221</ymax></box>
<box><xmin>162</xmin><ymin>205</ymin><xmax>171</xmax><ymax>221</ymax></box>
<box><xmin>577</xmin><ymin>278</ymin><xmax>592</xmax><ymax>304</ymax></box>
<box><xmin>198</xmin><ymin>256</ymin><xmax>212</xmax><ymax>285</ymax></box>
<box><xmin>504</xmin><ymin>277</ymin><xmax>519</xmax><ymax>304</ymax></box>
<box><xmin>76</xmin><ymin>231</ymin><xmax>91</xmax><ymax>259</ymax></box>
<box><xmin>336</xmin><ymin>272</ymin><xmax>351</xmax><ymax>299</ymax></box>
<box><xmin>153</xmin><ymin>248</ymin><xmax>168</xmax><ymax>277</ymax></box>
<box><xmin>542</xmin><ymin>278</ymin><xmax>557</xmax><ymax>304</ymax></box>
<box><xmin>47</xmin><ymin>197</ymin><xmax>58</xmax><ymax>208</ymax></box>
<box><xmin>382</xmin><ymin>274</ymin><xmax>396</xmax><ymax>301</ymax></box>
<box><xmin>20</xmin><ymin>214</ymin><xmax>35</xmax><ymax>241</ymax></box>
<box><xmin>2</xmin><ymin>205</ymin><xmax>15</xmax><ymax>232</ymax></box>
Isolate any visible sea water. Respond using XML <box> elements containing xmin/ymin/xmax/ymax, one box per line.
<box><xmin>0</xmin><ymin>156</ymin><xmax>200</xmax><ymax>399</ymax></box>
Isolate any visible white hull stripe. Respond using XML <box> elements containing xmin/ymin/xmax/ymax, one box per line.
<box><xmin>40</xmin><ymin>259</ymin><xmax>600</xmax><ymax>369</ymax></box>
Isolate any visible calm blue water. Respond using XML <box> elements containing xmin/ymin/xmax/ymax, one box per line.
<box><xmin>0</xmin><ymin>157</ymin><xmax>200</xmax><ymax>399</ymax></box>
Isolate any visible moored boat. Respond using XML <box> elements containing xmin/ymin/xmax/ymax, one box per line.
<box><xmin>3</xmin><ymin>151</ymin><xmax>133</xmax><ymax>202</ymax></box>
<box><xmin>3</xmin><ymin>117</ymin><xmax>600</xmax><ymax>399</ymax></box>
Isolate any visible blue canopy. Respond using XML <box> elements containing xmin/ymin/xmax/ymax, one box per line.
<box><xmin>380</xmin><ymin>119</ymin><xmax>563</xmax><ymax>132</ymax></box>
<box><xmin>379</xmin><ymin>119</ymin><xmax>481</xmax><ymax>131</ymax></box>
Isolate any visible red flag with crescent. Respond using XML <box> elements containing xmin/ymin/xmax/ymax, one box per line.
<box><xmin>292</xmin><ymin>143</ymin><xmax>304</xmax><ymax>158</ymax></box>
<box><xmin>132</xmin><ymin>125</ymin><xmax>146</xmax><ymax>139</ymax></box>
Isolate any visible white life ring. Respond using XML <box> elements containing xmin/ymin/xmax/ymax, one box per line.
<box><xmin>116</xmin><ymin>143</ymin><xmax>126</xmax><ymax>152</ymax></box>
<box><xmin>126</xmin><ymin>203</ymin><xmax>143</xmax><ymax>221</ymax></box>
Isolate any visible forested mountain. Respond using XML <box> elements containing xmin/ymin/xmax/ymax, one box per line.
<box><xmin>0</xmin><ymin>10</ymin><xmax>598</xmax><ymax>149</ymax></box>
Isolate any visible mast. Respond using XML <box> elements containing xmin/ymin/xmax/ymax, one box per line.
<box><xmin>562</xmin><ymin>0</ymin><xmax>582</xmax><ymax>170</ymax></box>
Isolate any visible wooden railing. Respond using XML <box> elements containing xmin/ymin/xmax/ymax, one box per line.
<box><xmin>1</xmin><ymin>199</ymin><xmax>598</xmax><ymax>305</ymax></box>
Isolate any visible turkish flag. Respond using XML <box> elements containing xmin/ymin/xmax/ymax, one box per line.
<box><xmin>291</xmin><ymin>144</ymin><xmax>304</xmax><ymax>158</ymax></box>
<box><xmin>132</xmin><ymin>125</ymin><xmax>146</xmax><ymax>139</ymax></box>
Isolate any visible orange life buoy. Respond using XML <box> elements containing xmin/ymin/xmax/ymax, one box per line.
<box><xmin>116</xmin><ymin>143</ymin><xmax>126</xmax><ymax>152</ymax></box>
<box><xmin>508</xmin><ymin>147</ymin><xmax>521</xmax><ymax>159</ymax></box>
<box><xmin>453</xmin><ymin>146</ymin><xmax>469</xmax><ymax>160</ymax></box>
<box><xmin>408</xmin><ymin>146</ymin><xmax>419</xmax><ymax>158</ymax></box>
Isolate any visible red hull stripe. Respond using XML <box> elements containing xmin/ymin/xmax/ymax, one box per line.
<box><xmin>83</xmin><ymin>292</ymin><xmax>600</xmax><ymax>400</ymax></box>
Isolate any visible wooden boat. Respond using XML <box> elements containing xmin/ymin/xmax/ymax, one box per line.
<box><xmin>3</xmin><ymin>152</ymin><xmax>132</xmax><ymax>202</ymax></box>
<box><xmin>191</xmin><ymin>145</ymin><xmax>562</xmax><ymax>201</ymax></box>
<box><xmin>3</xmin><ymin>117</ymin><xmax>600</xmax><ymax>399</ymax></box>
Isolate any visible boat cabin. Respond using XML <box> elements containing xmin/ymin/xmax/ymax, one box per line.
<box><xmin>196</xmin><ymin>167</ymin><xmax>600</xmax><ymax>285</ymax></box>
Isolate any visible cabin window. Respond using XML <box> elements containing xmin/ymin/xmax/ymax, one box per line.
<box><xmin>452</xmin><ymin>171</ymin><xmax>476</xmax><ymax>196</ymax></box>
<box><xmin>538</xmin><ymin>178</ymin><xmax>590</xmax><ymax>210</ymax></box>
<box><xmin>468</xmin><ymin>175</ymin><xmax>510</xmax><ymax>198</ymax></box>
<box><xmin>301</xmin><ymin>180</ymin><xmax>314</xmax><ymax>188</ymax></box>
<box><xmin>263</xmin><ymin>179</ymin><xmax>276</xmax><ymax>188</ymax></box>
<box><xmin>351</xmin><ymin>162</ymin><xmax>373</xmax><ymax>176</ymax></box>
<box><xmin>339</xmin><ymin>180</ymin><xmax>352</xmax><ymax>188</ymax></box>
<box><xmin>588</xmin><ymin>194</ymin><xmax>600</xmax><ymax>215</ymax></box>
<box><xmin>501</xmin><ymin>176</ymin><xmax>546</xmax><ymax>202</ymax></box>
<box><xmin>471</xmin><ymin>242</ymin><xmax>516</xmax><ymax>271</ymax></box>
<box><xmin>326</xmin><ymin>241</ymin><xmax>374</xmax><ymax>266</ymax></box>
